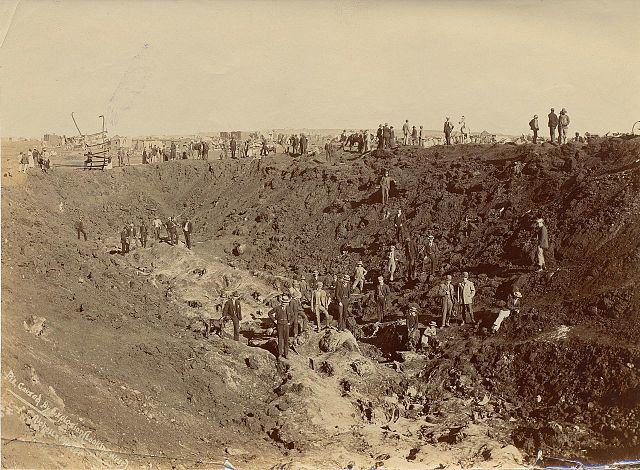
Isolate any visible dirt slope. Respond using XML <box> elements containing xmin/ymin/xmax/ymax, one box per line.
<box><xmin>2</xmin><ymin>137</ymin><xmax>639</xmax><ymax>468</ymax></box>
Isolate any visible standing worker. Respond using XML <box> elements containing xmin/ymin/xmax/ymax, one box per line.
<box><xmin>529</xmin><ymin>114</ymin><xmax>539</xmax><ymax>144</ymax></box>
<box><xmin>437</xmin><ymin>275</ymin><xmax>455</xmax><ymax>328</ymax></box>
<box><xmin>230</xmin><ymin>137</ymin><xmax>237</xmax><ymax>159</ymax></box>
<box><xmin>422</xmin><ymin>235</ymin><xmax>439</xmax><ymax>281</ymax></box>
<box><xmin>352</xmin><ymin>261</ymin><xmax>367</xmax><ymax>293</ymax></box>
<box><xmin>311</xmin><ymin>282</ymin><xmax>330</xmax><ymax>331</ymax></box>
<box><xmin>120</xmin><ymin>225</ymin><xmax>130</xmax><ymax>254</ymax></box>
<box><xmin>268</xmin><ymin>293</ymin><xmax>293</xmax><ymax>359</ymax></box>
<box><xmin>380</xmin><ymin>169</ymin><xmax>392</xmax><ymax>206</ymax></box>
<box><xmin>558</xmin><ymin>108</ymin><xmax>570</xmax><ymax>144</ymax></box>
<box><xmin>387</xmin><ymin>245</ymin><xmax>398</xmax><ymax>282</ymax></box>
<box><xmin>139</xmin><ymin>220</ymin><xmax>149</xmax><ymax>248</ymax></box>
<box><xmin>223</xmin><ymin>291</ymin><xmax>242</xmax><ymax>341</ymax></box>
<box><xmin>374</xmin><ymin>276</ymin><xmax>391</xmax><ymax>323</ymax></box>
<box><xmin>289</xmin><ymin>281</ymin><xmax>304</xmax><ymax>337</ymax></box>
<box><xmin>335</xmin><ymin>274</ymin><xmax>352</xmax><ymax>331</ymax></box>
<box><xmin>548</xmin><ymin>108</ymin><xmax>558</xmax><ymax>144</ymax></box>
<box><xmin>394</xmin><ymin>208</ymin><xmax>407</xmax><ymax>245</ymax></box>
<box><xmin>406</xmin><ymin>304</ymin><xmax>421</xmax><ymax>351</ymax></box>
<box><xmin>457</xmin><ymin>272</ymin><xmax>476</xmax><ymax>325</ymax></box>
<box><xmin>402</xmin><ymin>120</ymin><xmax>410</xmax><ymax>145</ymax></box>
<box><xmin>153</xmin><ymin>216</ymin><xmax>162</xmax><ymax>240</ymax></box>
<box><xmin>444</xmin><ymin>117</ymin><xmax>454</xmax><ymax>145</ymax></box>
<box><xmin>411</xmin><ymin>126</ymin><xmax>418</xmax><ymax>146</ymax></box>
<box><xmin>183</xmin><ymin>218</ymin><xmax>193</xmax><ymax>249</ymax></box>
<box><xmin>535</xmin><ymin>218</ymin><xmax>549</xmax><ymax>272</ymax></box>
<box><xmin>405</xmin><ymin>236</ymin><xmax>418</xmax><ymax>281</ymax></box>
<box><xmin>383</xmin><ymin>123</ymin><xmax>391</xmax><ymax>149</ymax></box>
<box><xmin>75</xmin><ymin>219</ymin><xmax>88</xmax><ymax>241</ymax></box>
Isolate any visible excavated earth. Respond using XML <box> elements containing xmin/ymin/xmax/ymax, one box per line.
<box><xmin>2</xmin><ymin>137</ymin><xmax>640</xmax><ymax>469</ymax></box>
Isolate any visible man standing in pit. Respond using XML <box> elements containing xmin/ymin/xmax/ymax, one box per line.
<box><xmin>402</xmin><ymin>120</ymin><xmax>410</xmax><ymax>145</ymax></box>
<box><xmin>311</xmin><ymin>281</ymin><xmax>330</xmax><ymax>331</ymax></box>
<box><xmin>387</xmin><ymin>245</ymin><xmax>398</xmax><ymax>282</ymax></box>
<box><xmin>374</xmin><ymin>276</ymin><xmax>391</xmax><ymax>323</ymax></box>
<box><xmin>437</xmin><ymin>275</ymin><xmax>455</xmax><ymax>328</ymax></box>
<box><xmin>139</xmin><ymin>220</ymin><xmax>149</xmax><ymax>248</ymax></box>
<box><xmin>75</xmin><ymin>219</ymin><xmax>88</xmax><ymax>241</ymax></box>
<box><xmin>335</xmin><ymin>274</ymin><xmax>351</xmax><ymax>331</ymax></box>
<box><xmin>289</xmin><ymin>281</ymin><xmax>304</xmax><ymax>337</ymax></box>
<box><xmin>535</xmin><ymin>218</ymin><xmax>549</xmax><ymax>272</ymax></box>
<box><xmin>380</xmin><ymin>169</ymin><xmax>392</xmax><ymax>206</ymax></box>
<box><xmin>406</xmin><ymin>304</ymin><xmax>420</xmax><ymax>351</ymax></box>
<box><xmin>422</xmin><ymin>234</ymin><xmax>439</xmax><ymax>281</ymax></box>
<box><xmin>268</xmin><ymin>293</ymin><xmax>293</xmax><ymax>359</ymax></box>
<box><xmin>352</xmin><ymin>261</ymin><xmax>367</xmax><ymax>293</ymax></box>
<box><xmin>548</xmin><ymin>108</ymin><xmax>558</xmax><ymax>144</ymax></box>
<box><xmin>183</xmin><ymin>217</ymin><xmax>193</xmax><ymax>249</ymax></box>
<box><xmin>458</xmin><ymin>272</ymin><xmax>476</xmax><ymax>325</ymax></box>
<box><xmin>223</xmin><ymin>291</ymin><xmax>242</xmax><ymax>341</ymax></box>
<box><xmin>394</xmin><ymin>208</ymin><xmax>407</xmax><ymax>245</ymax></box>
<box><xmin>120</xmin><ymin>225</ymin><xmax>130</xmax><ymax>254</ymax></box>
<box><xmin>129</xmin><ymin>222</ymin><xmax>139</xmax><ymax>249</ymax></box>
<box><xmin>153</xmin><ymin>216</ymin><xmax>163</xmax><ymax>240</ymax></box>
<box><xmin>529</xmin><ymin>114</ymin><xmax>539</xmax><ymax>144</ymax></box>
<box><xmin>405</xmin><ymin>235</ymin><xmax>418</xmax><ymax>281</ymax></box>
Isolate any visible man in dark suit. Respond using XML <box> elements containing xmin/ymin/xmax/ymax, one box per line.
<box><xmin>268</xmin><ymin>293</ymin><xmax>294</xmax><ymax>359</ymax></box>
<box><xmin>230</xmin><ymin>137</ymin><xmax>237</xmax><ymax>158</ymax></box>
<box><xmin>437</xmin><ymin>275</ymin><xmax>455</xmax><ymax>328</ymax></box>
<box><xmin>376</xmin><ymin>125</ymin><xmax>384</xmax><ymax>149</ymax></box>
<box><xmin>334</xmin><ymin>274</ymin><xmax>352</xmax><ymax>331</ymax></box>
<box><xmin>383</xmin><ymin>123</ymin><xmax>391</xmax><ymax>149</ymax></box>
<box><xmin>223</xmin><ymin>291</ymin><xmax>242</xmax><ymax>341</ymax></box>
<box><xmin>548</xmin><ymin>108</ymin><xmax>558</xmax><ymax>144</ymax></box>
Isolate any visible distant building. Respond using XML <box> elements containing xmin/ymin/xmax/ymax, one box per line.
<box><xmin>43</xmin><ymin>134</ymin><xmax>64</xmax><ymax>147</ymax></box>
<box><xmin>111</xmin><ymin>135</ymin><xmax>131</xmax><ymax>148</ymax></box>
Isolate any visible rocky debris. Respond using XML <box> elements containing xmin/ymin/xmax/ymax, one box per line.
<box><xmin>23</xmin><ymin>315</ymin><xmax>46</xmax><ymax>336</ymax></box>
<box><xmin>318</xmin><ymin>329</ymin><xmax>360</xmax><ymax>353</ymax></box>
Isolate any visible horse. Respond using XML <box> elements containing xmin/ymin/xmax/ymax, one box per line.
<box><xmin>346</xmin><ymin>133</ymin><xmax>363</xmax><ymax>152</ymax></box>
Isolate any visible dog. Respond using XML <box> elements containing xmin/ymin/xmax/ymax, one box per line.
<box><xmin>204</xmin><ymin>317</ymin><xmax>227</xmax><ymax>338</ymax></box>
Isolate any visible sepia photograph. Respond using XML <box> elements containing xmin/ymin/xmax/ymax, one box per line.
<box><xmin>1</xmin><ymin>0</ymin><xmax>639</xmax><ymax>468</ymax></box>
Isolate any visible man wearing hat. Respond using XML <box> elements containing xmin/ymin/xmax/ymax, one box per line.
<box><xmin>120</xmin><ymin>225</ymin><xmax>130</xmax><ymax>254</ymax></box>
<box><xmin>376</xmin><ymin>125</ymin><xmax>384</xmax><ymax>149</ymax></box>
<box><xmin>289</xmin><ymin>281</ymin><xmax>304</xmax><ymax>337</ymax></box>
<box><xmin>558</xmin><ymin>108</ymin><xmax>570</xmax><ymax>144</ymax></box>
<box><xmin>335</xmin><ymin>275</ymin><xmax>352</xmax><ymax>331</ymax></box>
<box><xmin>352</xmin><ymin>261</ymin><xmax>368</xmax><ymax>293</ymax></box>
<box><xmin>394</xmin><ymin>208</ymin><xmax>407</xmax><ymax>245</ymax></box>
<box><xmin>406</xmin><ymin>304</ymin><xmax>421</xmax><ymax>351</ymax></box>
<box><xmin>535</xmin><ymin>218</ymin><xmax>549</xmax><ymax>272</ymax></box>
<box><xmin>223</xmin><ymin>291</ymin><xmax>242</xmax><ymax>341</ymax></box>
<box><xmin>311</xmin><ymin>281</ymin><xmax>330</xmax><ymax>331</ymax></box>
<box><xmin>379</xmin><ymin>169</ymin><xmax>393</xmax><ymax>206</ymax></box>
<box><xmin>548</xmin><ymin>108</ymin><xmax>558</xmax><ymax>143</ymax></box>
<box><xmin>374</xmin><ymin>276</ymin><xmax>391</xmax><ymax>323</ymax></box>
<box><xmin>299</xmin><ymin>275</ymin><xmax>310</xmax><ymax>303</ymax></box>
<box><xmin>444</xmin><ymin>117</ymin><xmax>454</xmax><ymax>146</ymax></box>
<box><xmin>268</xmin><ymin>293</ymin><xmax>294</xmax><ymax>359</ymax></box>
<box><xmin>437</xmin><ymin>275</ymin><xmax>456</xmax><ymax>328</ymax></box>
<box><xmin>492</xmin><ymin>290</ymin><xmax>522</xmax><ymax>333</ymax></box>
<box><xmin>405</xmin><ymin>235</ymin><xmax>418</xmax><ymax>281</ymax></box>
<box><xmin>422</xmin><ymin>235</ymin><xmax>439</xmax><ymax>280</ymax></box>
<box><xmin>311</xmin><ymin>270</ymin><xmax>320</xmax><ymax>289</ymax></box>
<box><xmin>529</xmin><ymin>114</ymin><xmax>539</xmax><ymax>144</ymax></box>
<box><xmin>423</xmin><ymin>320</ymin><xmax>438</xmax><ymax>346</ymax></box>
<box><xmin>457</xmin><ymin>272</ymin><xmax>476</xmax><ymax>325</ymax></box>
<box><xmin>383</xmin><ymin>123</ymin><xmax>391</xmax><ymax>149</ymax></box>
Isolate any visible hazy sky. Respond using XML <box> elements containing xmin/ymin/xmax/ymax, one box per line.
<box><xmin>1</xmin><ymin>0</ymin><xmax>638</xmax><ymax>138</ymax></box>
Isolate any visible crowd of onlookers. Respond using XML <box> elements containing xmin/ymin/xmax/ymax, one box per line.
<box><xmin>18</xmin><ymin>148</ymin><xmax>52</xmax><ymax>173</ymax></box>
